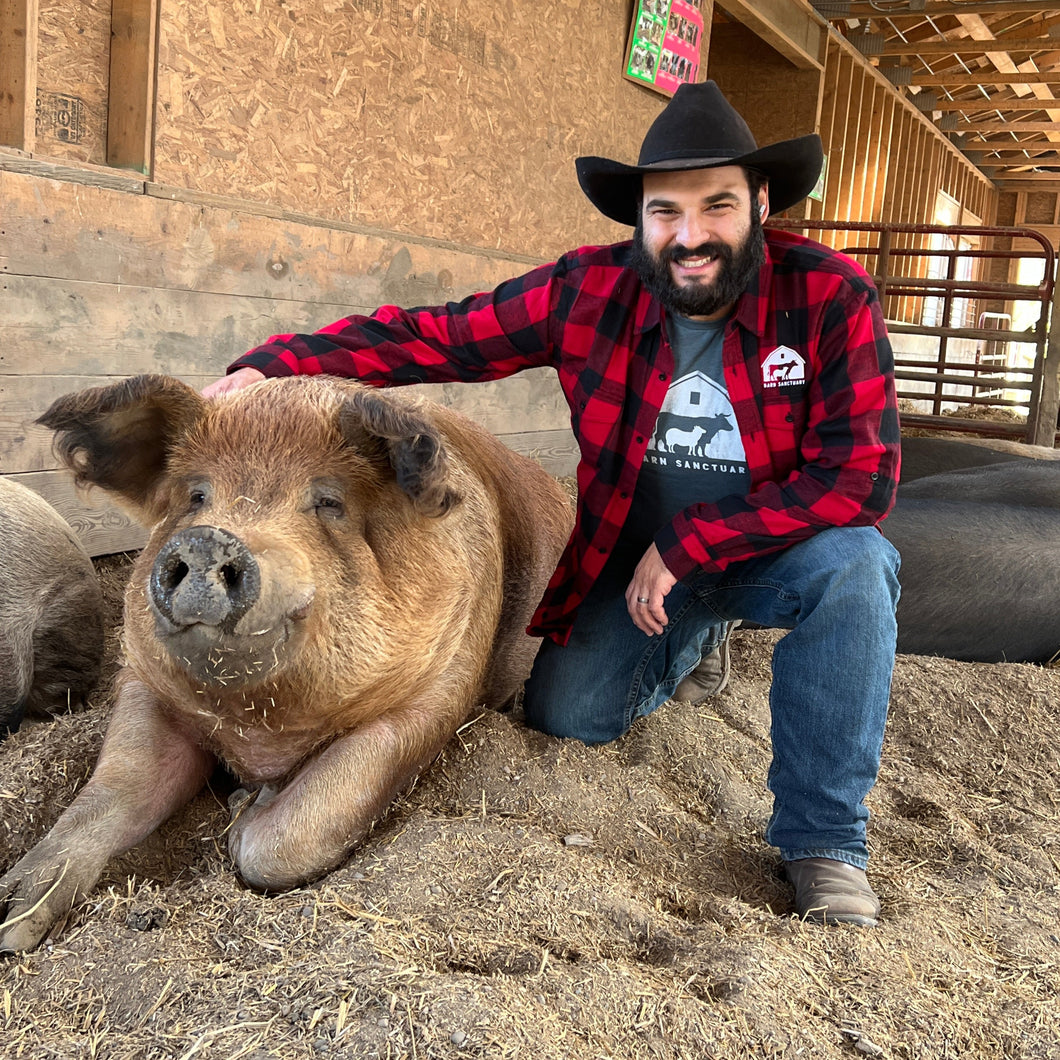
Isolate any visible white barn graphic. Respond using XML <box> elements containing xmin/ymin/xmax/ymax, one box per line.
<box><xmin>647</xmin><ymin>371</ymin><xmax>746</xmax><ymax>461</ymax></box>
<box><xmin>762</xmin><ymin>346</ymin><xmax>806</xmax><ymax>388</ymax></box>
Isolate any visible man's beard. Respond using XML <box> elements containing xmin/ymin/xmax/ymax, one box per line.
<box><xmin>630</xmin><ymin>207</ymin><xmax>766</xmax><ymax>318</ymax></box>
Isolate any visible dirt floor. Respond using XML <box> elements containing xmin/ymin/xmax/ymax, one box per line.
<box><xmin>1</xmin><ymin>550</ymin><xmax>1059</xmax><ymax>1060</ymax></box>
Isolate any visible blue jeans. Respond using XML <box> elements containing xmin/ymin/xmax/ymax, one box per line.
<box><xmin>522</xmin><ymin>526</ymin><xmax>901</xmax><ymax>868</ymax></box>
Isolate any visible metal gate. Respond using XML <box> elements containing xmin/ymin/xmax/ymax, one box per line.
<box><xmin>768</xmin><ymin>219</ymin><xmax>1058</xmax><ymax>446</ymax></box>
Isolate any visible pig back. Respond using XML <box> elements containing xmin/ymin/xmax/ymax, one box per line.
<box><xmin>429</xmin><ymin>405</ymin><xmax>574</xmax><ymax>709</ymax></box>
<box><xmin>0</xmin><ymin>478</ymin><xmax>105</xmax><ymax>731</ymax></box>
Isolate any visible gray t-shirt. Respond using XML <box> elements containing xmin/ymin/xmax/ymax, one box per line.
<box><xmin>622</xmin><ymin>313</ymin><xmax>751</xmax><ymax>547</ymax></box>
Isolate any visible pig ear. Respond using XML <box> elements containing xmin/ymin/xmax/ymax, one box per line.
<box><xmin>338</xmin><ymin>389</ymin><xmax>461</xmax><ymax>518</ymax></box>
<box><xmin>36</xmin><ymin>375</ymin><xmax>205</xmax><ymax>511</ymax></box>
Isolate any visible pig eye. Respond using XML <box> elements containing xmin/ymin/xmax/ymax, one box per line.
<box><xmin>313</xmin><ymin>494</ymin><xmax>345</xmax><ymax>520</ymax></box>
<box><xmin>187</xmin><ymin>485</ymin><xmax>210</xmax><ymax>509</ymax></box>
<box><xmin>310</xmin><ymin>478</ymin><xmax>347</xmax><ymax>521</ymax></box>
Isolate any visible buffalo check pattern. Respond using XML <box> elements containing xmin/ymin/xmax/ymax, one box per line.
<box><xmin>232</xmin><ymin>229</ymin><xmax>900</xmax><ymax>643</ymax></box>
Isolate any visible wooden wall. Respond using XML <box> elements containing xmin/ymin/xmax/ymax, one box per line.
<box><xmin>0</xmin><ymin>0</ymin><xmax>1018</xmax><ymax>556</ymax></box>
<box><xmin>0</xmin><ymin>159</ymin><xmax>575</xmax><ymax>553</ymax></box>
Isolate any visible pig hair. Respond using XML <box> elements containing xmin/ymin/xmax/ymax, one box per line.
<box><xmin>37</xmin><ymin>375</ymin><xmax>205</xmax><ymax>512</ymax></box>
<box><xmin>338</xmin><ymin>389</ymin><xmax>462</xmax><ymax>518</ymax></box>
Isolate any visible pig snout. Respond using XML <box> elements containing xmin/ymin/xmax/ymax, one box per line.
<box><xmin>150</xmin><ymin>526</ymin><xmax>261</xmax><ymax>631</ymax></box>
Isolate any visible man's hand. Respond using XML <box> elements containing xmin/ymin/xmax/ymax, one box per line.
<box><xmin>624</xmin><ymin>543</ymin><xmax>678</xmax><ymax>635</ymax></box>
<box><xmin>202</xmin><ymin>367</ymin><xmax>266</xmax><ymax>399</ymax></box>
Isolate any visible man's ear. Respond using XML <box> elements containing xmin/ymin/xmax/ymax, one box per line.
<box><xmin>36</xmin><ymin>375</ymin><xmax>205</xmax><ymax>513</ymax></box>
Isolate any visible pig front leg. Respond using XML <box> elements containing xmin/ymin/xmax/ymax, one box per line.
<box><xmin>0</xmin><ymin>676</ymin><xmax>213</xmax><ymax>952</ymax></box>
<box><xmin>227</xmin><ymin>707</ymin><xmax>459</xmax><ymax>891</ymax></box>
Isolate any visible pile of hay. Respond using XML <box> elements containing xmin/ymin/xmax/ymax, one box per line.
<box><xmin>1</xmin><ymin>553</ymin><xmax>1058</xmax><ymax>1059</ymax></box>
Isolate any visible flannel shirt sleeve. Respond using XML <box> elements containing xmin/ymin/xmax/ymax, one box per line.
<box><xmin>655</xmin><ymin>281</ymin><xmax>900</xmax><ymax>581</ymax></box>
<box><xmin>227</xmin><ymin>261</ymin><xmax>562</xmax><ymax>384</ymax></box>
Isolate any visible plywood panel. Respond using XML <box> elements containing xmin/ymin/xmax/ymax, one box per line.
<box><xmin>152</xmin><ymin>0</ymin><xmax>658</xmax><ymax>261</ymax></box>
<box><xmin>35</xmin><ymin>0</ymin><xmax>110</xmax><ymax>163</ymax></box>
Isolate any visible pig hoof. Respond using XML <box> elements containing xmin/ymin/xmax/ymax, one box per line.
<box><xmin>227</xmin><ymin>788</ymin><xmax>257</xmax><ymax>816</ymax></box>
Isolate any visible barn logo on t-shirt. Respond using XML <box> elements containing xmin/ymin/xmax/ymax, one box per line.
<box><xmin>762</xmin><ymin>346</ymin><xmax>806</xmax><ymax>389</ymax></box>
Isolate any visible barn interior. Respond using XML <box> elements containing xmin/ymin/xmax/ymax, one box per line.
<box><xmin>4</xmin><ymin>0</ymin><xmax>1060</xmax><ymax>550</ymax></box>
<box><xmin>3</xmin><ymin>5</ymin><xmax>1060</xmax><ymax>1058</ymax></box>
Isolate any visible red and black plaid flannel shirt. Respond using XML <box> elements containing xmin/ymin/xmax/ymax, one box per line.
<box><xmin>230</xmin><ymin>229</ymin><xmax>900</xmax><ymax>643</ymax></box>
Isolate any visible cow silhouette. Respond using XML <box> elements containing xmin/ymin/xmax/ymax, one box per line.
<box><xmin>662</xmin><ymin>413</ymin><xmax>733</xmax><ymax>456</ymax></box>
<box><xmin>767</xmin><ymin>354</ymin><xmax>801</xmax><ymax>382</ymax></box>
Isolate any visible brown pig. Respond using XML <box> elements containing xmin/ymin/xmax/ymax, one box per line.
<box><xmin>0</xmin><ymin>477</ymin><xmax>104</xmax><ymax>735</ymax></box>
<box><xmin>0</xmin><ymin>374</ymin><xmax>573</xmax><ymax>952</ymax></box>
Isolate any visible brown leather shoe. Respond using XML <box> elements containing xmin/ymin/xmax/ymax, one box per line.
<box><xmin>785</xmin><ymin>857</ymin><xmax>880</xmax><ymax>927</ymax></box>
<box><xmin>673</xmin><ymin>621</ymin><xmax>740</xmax><ymax>704</ymax></box>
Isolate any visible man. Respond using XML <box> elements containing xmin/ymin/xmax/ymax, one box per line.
<box><xmin>206</xmin><ymin>82</ymin><xmax>901</xmax><ymax>927</ymax></box>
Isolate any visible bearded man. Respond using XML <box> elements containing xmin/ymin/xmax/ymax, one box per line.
<box><xmin>206</xmin><ymin>82</ymin><xmax>901</xmax><ymax>927</ymax></box>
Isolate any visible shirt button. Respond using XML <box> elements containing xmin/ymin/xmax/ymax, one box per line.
<box><xmin>636</xmin><ymin>436</ymin><xmax>644</xmax><ymax>443</ymax></box>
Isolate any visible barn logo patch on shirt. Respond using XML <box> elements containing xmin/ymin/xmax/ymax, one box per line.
<box><xmin>762</xmin><ymin>346</ymin><xmax>806</xmax><ymax>389</ymax></box>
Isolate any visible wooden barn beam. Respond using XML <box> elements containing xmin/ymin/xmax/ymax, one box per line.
<box><xmin>910</xmin><ymin>71</ymin><xmax>1060</xmax><ymax>87</ymax></box>
<box><xmin>956</xmin><ymin>121</ymin><xmax>1060</xmax><ymax>132</ymax></box>
<box><xmin>716</xmin><ymin>0</ymin><xmax>824</xmax><ymax>69</ymax></box>
<box><xmin>934</xmin><ymin>97</ymin><xmax>1060</xmax><ymax>111</ymax></box>
<box><xmin>845</xmin><ymin>1</ymin><xmax>1060</xmax><ymax>16</ymax></box>
<box><xmin>107</xmin><ymin>0</ymin><xmax>158</xmax><ymax>173</ymax></box>
<box><xmin>878</xmin><ymin>37</ymin><xmax>1058</xmax><ymax>57</ymax></box>
<box><xmin>0</xmin><ymin>0</ymin><xmax>38</xmax><ymax>151</ymax></box>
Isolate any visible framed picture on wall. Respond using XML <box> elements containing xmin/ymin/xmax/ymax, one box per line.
<box><xmin>623</xmin><ymin>0</ymin><xmax>704</xmax><ymax>97</ymax></box>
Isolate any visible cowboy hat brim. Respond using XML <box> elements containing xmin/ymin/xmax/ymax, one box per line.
<box><xmin>576</xmin><ymin>134</ymin><xmax>824</xmax><ymax>227</ymax></box>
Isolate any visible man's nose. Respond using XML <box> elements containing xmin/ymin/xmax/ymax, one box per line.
<box><xmin>677</xmin><ymin>212</ymin><xmax>713</xmax><ymax>248</ymax></box>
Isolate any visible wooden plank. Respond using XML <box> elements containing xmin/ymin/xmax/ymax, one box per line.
<box><xmin>0</xmin><ymin>0</ymin><xmax>38</xmax><ymax>151</ymax></box>
<box><xmin>711</xmin><ymin>0</ymin><xmax>824</xmax><ymax>70</ymax></box>
<box><xmin>6</xmin><ymin>469</ymin><xmax>148</xmax><ymax>555</ymax></box>
<box><xmin>867</xmin><ymin>91</ymin><xmax>895</xmax><ymax>225</ymax></box>
<box><xmin>2</xmin><ymin>355</ymin><xmax>573</xmax><ymax>473</ymax></box>
<box><xmin>848</xmin><ymin>0</ymin><xmax>1058</xmax><ymax>15</ymax></box>
<box><xmin>809</xmin><ymin>38</ymin><xmax>841</xmax><ymax>229</ymax></box>
<box><xmin>958</xmin><ymin>122</ymin><xmax>1060</xmax><ymax>133</ymax></box>
<box><xmin>107</xmin><ymin>0</ymin><xmax>158</xmax><ymax>172</ymax></box>
<box><xmin>822</xmin><ymin>51</ymin><xmax>856</xmax><ymax>226</ymax></box>
<box><xmin>934</xmin><ymin>98</ymin><xmax>1060</xmax><ymax>112</ymax></box>
<box><xmin>848</xmin><ymin>77</ymin><xmax>877</xmax><ymax>224</ymax></box>
<box><xmin>0</xmin><ymin>150</ymin><xmax>145</xmax><ymax>191</ymax></box>
<box><xmin>7</xmin><ymin>424</ymin><xmax>576</xmax><ymax>558</ymax></box>
<box><xmin>878</xmin><ymin>38</ymin><xmax>1057</xmax><ymax>58</ymax></box>
<box><xmin>0</xmin><ymin>168</ymin><xmax>537</xmax><ymax>300</ymax></box>
<box><xmin>835</xmin><ymin>64</ymin><xmax>866</xmax><ymax>223</ymax></box>
<box><xmin>912</xmin><ymin>71</ymin><xmax>1060</xmax><ymax>87</ymax></box>
<box><xmin>0</xmin><ymin>274</ymin><xmax>373</xmax><ymax>378</ymax></box>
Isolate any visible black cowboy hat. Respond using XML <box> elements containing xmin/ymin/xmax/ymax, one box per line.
<box><xmin>576</xmin><ymin>81</ymin><xmax>823</xmax><ymax>226</ymax></box>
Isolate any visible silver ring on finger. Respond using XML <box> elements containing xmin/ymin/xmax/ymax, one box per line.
<box><xmin>636</xmin><ymin>596</ymin><xmax>650</xmax><ymax>604</ymax></box>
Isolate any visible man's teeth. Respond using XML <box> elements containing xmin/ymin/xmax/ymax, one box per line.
<box><xmin>679</xmin><ymin>255</ymin><xmax>716</xmax><ymax>266</ymax></box>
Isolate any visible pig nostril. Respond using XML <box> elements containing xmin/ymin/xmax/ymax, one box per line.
<box><xmin>221</xmin><ymin>563</ymin><xmax>242</xmax><ymax>590</ymax></box>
